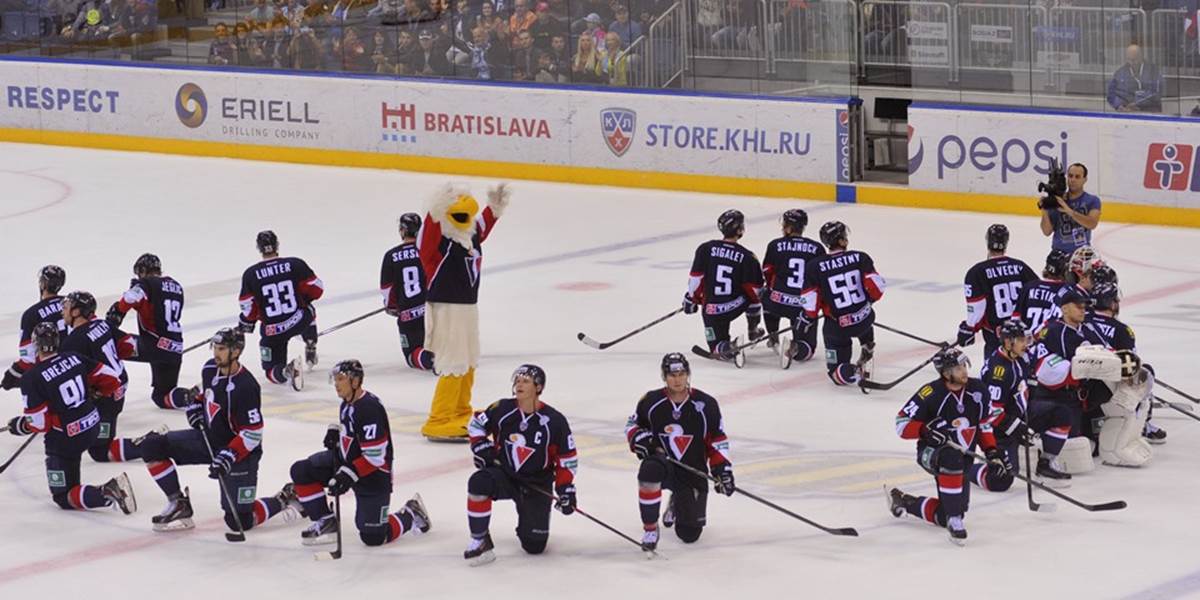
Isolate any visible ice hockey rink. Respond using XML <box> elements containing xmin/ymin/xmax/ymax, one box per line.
<box><xmin>1</xmin><ymin>142</ymin><xmax>1198</xmax><ymax>599</ymax></box>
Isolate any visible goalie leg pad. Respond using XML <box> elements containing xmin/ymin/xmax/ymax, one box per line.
<box><xmin>1099</xmin><ymin>397</ymin><xmax>1153</xmax><ymax>467</ymax></box>
<box><xmin>1056</xmin><ymin>436</ymin><xmax>1095</xmax><ymax>474</ymax></box>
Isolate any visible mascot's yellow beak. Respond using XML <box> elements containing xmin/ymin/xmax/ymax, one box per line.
<box><xmin>447</xmin><ymin>194</ymin><xmax>479</xmax><ymax>232</ymax></box>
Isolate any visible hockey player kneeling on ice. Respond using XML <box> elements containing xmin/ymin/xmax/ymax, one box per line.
<box><xmin>890</xmin><ymin>347</ymin><xmax>1006</xmax><ymax>546</ymax></box>
<box><xmin>975</xmin><ymin>318</ymin><xmax>1035</xmax><ymax>491</ymax></box>
<box><xmin>761</xmin><ymin>209</ymin><xmax>825</xmax><ymax>363</ymax></box>
<box><xmin>626</xmin><ymin>353</ymin><xmax>734</xmax><ymax>551</ymax></box>
<box><xmin>289</xmin><ymin>359</ymin><xmax>431</xmax><ymax>547</ymax></box>
<box><xmin>683</xmin><ymin>210</ymin><xmax>765</xmax><ymax>362</ymax></box>
<box><xmin>464</xmin><ymin>365</ymin><xmax>577</xmax><ymax>566</ymax></box>
<box><xmin>380</xmin><ymin>213</ymin><xmax>435</xmax><ymax>372</ymax></box>
<box><xmin>140</xmin><ymin>328</ymin><xmax>296</xmax><ymax>533</ymax></box>
<box><xmin>6</xmin><ymin>323</ymin><xmax>137</xmax><ymax>514</ymax></box>
<box><xmin>2</xmin><ymin>265</ymin><xmax>66</xmax><ymax>391</ymax></box>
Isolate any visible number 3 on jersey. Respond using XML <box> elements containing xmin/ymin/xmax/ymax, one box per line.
<box><xmin>262</xmin><ymin>281</ymin><xmax>297</xmax><ymax>318</ymax></box>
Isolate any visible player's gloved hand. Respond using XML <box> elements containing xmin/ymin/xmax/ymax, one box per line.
<box><xmin>920</xmin><ymin>418</ymin><xmax>950</xmax><ymax>448</ymax></box>
<box><xmin>236</xmin><ymin>320</ymin><xmax>255</xmax><ymax>334</ymax></box>
<box><xmin>985</xmin><ymin>447</ymin><xmax>1012</xmax><ymax>477</ymax></box>
<box><xmin>385</xmin><ymin>307</ymin><xmax>401</xmax><ymax>318</ymax></box>
<box><xmin>1116</xmin><ymin>349</ymin><xmax>1141</xmax><ymax>379</ymax></box>
<box><xmin>471</xmin><ymin>439</ymin><xmax>498</xmax><ymax>470</ymax></box>
<box><xmin>7</xmin><ymin>415</ymin><xmax>32</xmax><ymax>436</ymax></box>
<box><xmin>682</xmin><ymin>294</ymin><xmax>699</xmax><ymax>315</ymax></box>
<box><xmin>630</xmin><ymin>429</ymin><xmax>660</xmax><ymax>460</ymax></box>
<box><xmin>796</xmin><ymin>313</ymin><xmax>815</xmax><ymax>333</ymax></box>
<box><xmin>185</xmin><ymin>399</ymin><xmax>207</xmax><ymax>431</ymax></box>
<box><xmin>208</xmin><ymin>448</ymin><xmax>236</xmax><ymax>479</ymax></box>
<box><xmin>956</xmin><ymin>321</ymin><xmax>976</xmax><ymax>347</ymax></box>
<box><xmin>105</xmin><ymin>302</ymin><xmax>125</xmax><ymax>328</ymax></box>
<box><xmin>327</xmin><ymin>465</ymin><xmax>359</xmax><ymax>496</ymax></box>
<box><xmin>712</xmin><ymin>463</ymin><xmax>735</xmax><ymax>497</ymax></box>
<box><xmin>555</xmin><ymin>484</ymin><xmax>576</xmax><ymax>515</ymax></box>
<box><xmin>995</xmin><ymin>414</ymin><xmax>1029</xmax><ymax>445</ymax></box>
<box><xmin>747</xmin><ymin>310</ymin><xmax>764</xmax><ymax>341</ymax></box>
<box><xmin>323</xmin><ymin>424</ymin><xmax>340</xmax><ymax>452</ymax></box>
<box><xmin>0</xmin><ymin>366</ymin><xmax>20</xmax><ymax>390</ymax></box>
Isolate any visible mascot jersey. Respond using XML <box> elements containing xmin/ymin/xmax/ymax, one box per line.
<box><xmin>419</xmin><ymin>207</ymin><xmax>499</xmax><ymax>305</ymax></box>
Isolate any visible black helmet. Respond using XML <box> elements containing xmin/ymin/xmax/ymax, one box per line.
<box><xmin>256</xmin><ymin>230</ymin><xmax>279</xmax><ymax>254</ymax></box>
<box><xmin>781</xmin><ymin>209</ymin><xmax>808</xmax><ymax>234</ymax></box>
<box><xmin>32</xmin><ymin>322</ymin><xmax>60</xmax><ymax>355</ymax></box>
<box><xmin>65</xmin><ymin>290</ymin><xmax>97</xmax><ymax>319</ymax></box>
<box><xmin>399</xmin><ymin>213</ymin><xmax>422</xmax><ymax>238</ymax></box>
<box><xmin>660</xmin><ymin>352</ymin><xmax>691</xmax><ymax>379</ymax></box>
<box><xmin>996</xmin><ymin>317</ymin><xmax>1028</xmax><ymax>341</ymax></box>
<box><xmin>511</xmin><ymin>364</ymin><xmax>547</xmax><ymax>393</ymax></box>
<box><xmin>1091</xmin><ymin>263</ymin><xmax>1118</xmax><ymax>287</ymax></box>
<box><xmin>932</xmin><ymin>347</ymin><xmax>970</xmax><ymax>378</ymax></box>
<box><xmin>819</xmin><ymin>221</ymin><xmax>849</xmax><ymax>249</ymax></box>
<box><xmin>330</xmin><ymin>359</ymin><xmax>365</xmax><ymax>383</ymax></box>
<box><xmin>1043</xmin><ymin>250</ymin><xmax>1070</xmax><ymax>280</ymax></box>
<box><xmin>1091</xmin><ymin>282</ymin><xmax>1120</xmax><ymax>312</ymax></box>
<box><xmin>133</xmin><ymin>253</ymin><xmax>162</xmax><ymax>277</ymax></box>
<box><xmin>986</xmin><ymin>224</ymin><xmax>1009</xmax><ymax>253</ymax></box>
<box><xmin>39</xmin><ymin>265</ymin><xmax>65</xmax><ymax>294</ymax></box>
<box><xmin>717</xmin><ymin>209</ymin><xmax>745</xmax><ymax>238</ymax></box>
<box><xmin>210</xmin><ymin>327</ymin><xmax>246</xmax><ymax>352</ymax></box>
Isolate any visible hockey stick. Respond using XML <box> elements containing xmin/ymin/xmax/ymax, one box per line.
<box><xmin>314</xmin><ymin>493</ymin><xmax>343</xmax><ymax>561</ymax></box>
<box><xmin>873</xmin><ymin>323</ymin><xmax>947</xmax><ymax>348</ymax></box>
<box><xmin>945</xmin><ymin>440</ymin><xmax>1125</xmax><ymax>512</ymax></box>
<box><xmin>1023</xmin><ymin>442</ymin><xmax>1055</xmax><ymax>513</ymax></box>
<box><xmin>1156</xmin><ymin>378</ymin><xmax>1199</xmax><ymax>404</ymax></box>
<box><xmin>859</xmin><ymin>342</ymin><xmax>964</xmax><ymax>391</ymax></box>
<box><xmin>182</xmin><ymin>337</ymin><xmax>212</xmax><ymax>355</ymax></box>
<box><xmin>577</xmin><ymin>307</ymin><xmax>685</xmax><ymax>350</ymax></box>
<box><xmin>520</xmin><ymin>481</ymin><xmax>658</xmax><ymax>558</ymax></box>
<box><xmin>0</xmin><ymin>432</ymin><xmax>39</xmax><ymax>475</ymax></box>
<box><xmin>1153</xmin><ymin>395</ymin><xmax>1200</xmax><ymax>423</ymax></box>
<box><xmin>318</xmin><ymin>308</ymin><xmax>386</xmax><ymax>338</ymax></box>
<box><xmin>664</xmin><ymin>456</ymin><xmax>859</xmax><ymax>537</ymax></box>
<box><xmin>691</xmin><ymin>326</ymin><xmax>791</xmax><ymax>361</ymax></box>
<box><xmin>198</xmin><ymin>425</ymin><xmax>248</xmax><ymax>543</ymax></box>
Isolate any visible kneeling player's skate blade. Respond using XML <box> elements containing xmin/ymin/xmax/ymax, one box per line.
<box><xmin>302</xmin><ymin>532</ymin><xmax>338</xmax><ymax>546</ymax></box>
<box><xmin>153</xmin><ymin>518</ymin><xmax>195</xmax><ymax>532</ymax></box>
<box><xmin>467</xmin><ymin>550</ymin><xmax>496</xmax><ymax>567</ymax></box>
<box><xmin>778</xmin><ymin>333</ymin><xmax>793</xmax><ymax>370</ymax></box>
<box><xmin>105</xmin><ymin>472</ymin><xmax>137</xmax><ymax>515</ymax></box>
<box><xmin>289</xmin><ymin>357</ymin><xmax>305</xmax><ymax>391</ymax></box>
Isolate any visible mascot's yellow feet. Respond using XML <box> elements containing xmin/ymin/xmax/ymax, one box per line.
<box><xmin>422</xmin><ymin>371</ymin><xmax>474</xmax><ymax>443</ymax></box>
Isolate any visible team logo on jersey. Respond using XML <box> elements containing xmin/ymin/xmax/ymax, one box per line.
<box><xmin>659</xmin><ymin>424</ymin><xmax>694</xmax><ymax>459</ymax></box>
<box><xmin>991</xmin><ymin>365</ymin><xmax>1006</xmax><ymax>380</ymax></box>
<box><xmin>205</xmin><ymin>397</ymin><xmax>220</xmax><ymax>423</ymax></box>
<box><xmin>1143</xmin><ymin>143</ymin><xmax>1193</xmax><ymax>191</ymax></box>
<box><xmin>175</xmin><ymin>83</ymin><xmax>207</xmax><ymax>129</ymax></box>
<box><xmin>340</xmin><ymin>433</ymin><xmax>353</xmax><ymax>457</ymax></box>
<box><xmin>600</xmin><ymin>108</ymin><xmax>636</xmax><ymax>157</ymax></box>
<box><xmin>507</xmin><ymin>433</ymin><xmax>536</xmax><ymax>470</ymax></box>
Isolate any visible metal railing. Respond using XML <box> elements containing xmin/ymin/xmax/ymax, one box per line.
<box><xmin>767</xmin><ymin>0</ymin><xmax>857</xmax><ymax>71</ymax></box>
<box><xmin>955</xmin><ymin>3</ymin><xmax>1043</xmax><ymax>73</ymax></box>
<box><xmin>644</xmin><ymin>0</ymin><xmax>683</xmax><ymax>87</ymax></box>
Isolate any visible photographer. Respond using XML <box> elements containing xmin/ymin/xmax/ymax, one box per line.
<box><xmin>1039</xmin><ymin>163</ymin><xmax>1101</xmax><ymax>253</ymax></box>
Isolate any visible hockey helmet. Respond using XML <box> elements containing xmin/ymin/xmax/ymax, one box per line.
<box><xmin>718</xmin><ymin>209</ymin><xmax>745</xmax><ymax>238</ymax></box>
<box><xmin>64</xmin><ymin>290</ymin><xmax>97</xmax><ymax>319</ymax></box>
<box><xmin>986</xmin><ymin>224</ymin><xmax>1009</xmax><ymax>253</ymax></box>
<box><xmin>511</xmin><ymin>364</ymin><xmax>547</xmax><ymax>394</ymax></box>
<box><xmin>39</xmin><ymin>265</ymin><xmax>65</xmax><ymax>294</ymax></box>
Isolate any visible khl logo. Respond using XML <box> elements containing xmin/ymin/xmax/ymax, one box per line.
<box><xmin>1143</xmin><ymin>143</ymin><xmax>1199</xmax><ymax>191</ymax></box>
<box><xmin>601</xmin><ymin>107</ymin><xmax>636</xmax><ymax>157</ymax></box>
<box><xmin>175</xmin><ymin>83</ymin><xmax>207</xmax><ymax>129</ymax></box>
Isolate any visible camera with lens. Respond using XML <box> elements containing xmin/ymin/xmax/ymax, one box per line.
<box><xmin>1037</xmin><ymin>158</ymin><xmax>1067</xmax><ymax>211</ymax></box>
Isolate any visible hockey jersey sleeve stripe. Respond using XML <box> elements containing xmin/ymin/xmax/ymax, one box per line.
<box><xmin>117</xmin><ymin>334</ymin><xmax>137</xmax><ymax>360</ymax></box>
<box><xmin>477</xmin><ymin>205</ymin><xmax>499</xmax><ymax>243</ymax></box>
<box><xmin>895</xmin><ymin>416</ymin><xmax>924</xmax><ymax>439</ymax></box>
<box><xmin>552</xmin><ymin>447</ymin><xmax>577</xmax><ymax>487</ymax></box>
<box><xmin>380</xmin><ymin>284</ymin><xmax>395</xmax><ymax>309</ymax></box>
<box><xmin>467</xmin><ymin>411</ymin><xmax>488</xmax><ymax>440</ymax></box>
<box><xmin>238</xmin><ymin>294</ymin><xmax>259</xmax><ymax>323</ymax></box>
<box><xmin>800</xmin><ymin>287</ymin><xmax>819</xmax><ymax>318</ymax></box>
<box><xmin>226</xmin><ymin>425</ymin><xmax>263</xmax><ymax>460</ymax></box>
<box><xmin>17</xmin><ymin>339</ymin><xmax>35</xmax><ymax>367</ymax></box>
<box><xmin>352</xmin><ymin>455</ymin><xmax>383</xmax><ymax>477</ymax></box>
<box><xmin>624</xmin><ymin>413</ymin><xmax>641</xmax><ymax>443</ymax></box>
<box><xmin>687</xmin><ymin>274</ymin><xmax>703</xmax><ymax>298</ymax></box>
<box><xmin>864</xmin><ymin>272</ymin><xmax>886</xmax><ymax>302</ymax></box>
<box><xmin>705</xmin><ymin>434</ymin><xmax>731</xmax><ymax>467</ymax></box>
<box><xmin>1035</xmin><ymin>354</ymin><xmax>1075</xmax><ymax>389</ymax></box>
<box><xmin>23</xmin><ymin>402</ymin><xmax>49</xmax><ymax>432</ymax></box>
<box><xmin>741</xmin><ymin>283</ymin><xmax>762</xmax><ymax>304</ymax></box>
<box><xmin>88</xmin><ymin>363</ymin><xmax>122</xmax><ymax>397</ymax></box>
<box><xmin>118</xmin><ymin>286</ymin><xmax>148</xmax><ymax>312</ymax></box>
<box><xmin>964</xmin><ymin>297</ymin><xmax>987</xmax><ymax>329</ymax></box>
<box><xmin>299</xmin><ymin>276</ymin><xmax>325</xmax><ymax>302</ymax></box>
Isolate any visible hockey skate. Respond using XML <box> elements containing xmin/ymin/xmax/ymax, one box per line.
<box><xmin>661</xmin><ymin>493</ymin><xmax>675</xmax><ymax>528</ymax></box>
<box><xmin>287</xmin><ymin>357</ymin><xmax>305</xmax><ymax>392</ymax></box>
<box><xmin>854</xmin><ymin>342</ymin><xmax>876</xmax><ymax>381</ymax></box>
<box><xmin>305</xmin><ymin>339</ymin><xmax>318</xmax><ymax>370</ymax></box>
<box><xmin>1036</xmin><ymin>456</ymin><xmax>1072</xmax><ymax>487</ymax></box>
<box><xmin>778</xmin><ymin>331</ymin><xmax>793</xmax><ymax>370</ymax></box>
<box><xmin>946</xmin><ymin>516</ymin><xmax>967</xmax><ymax>546</ymax></box>
<box><xmin>274</xmin><ymin>483</ymin><xmax>305</xmax><ymax>523</ymax></box>
<box><xmin>301</xmin><ymin>514</ymin><xmax>339</xmax><ymax>546</ymax></box>
<box><xmin>152</xmin><ymin>488</ymin><xmax>195</xmax><ymax>531</ymax></box>
<box><xmin>1143</xmin><ymin>422</ymin><xmax>1167</xmax><ymax>445</ymax></box>
<box><xmin>404</xmin><ymin>493</ymin><xmax>432</xmax><ymax>534</ymax></box>
<box><xmin>641</xmin><ymin>527</ymin><xmax>660</xmax><ymax>553</ymax></box>
<box><xmin>464</xmin><ymin>534</ymin><xmax>496</xmax><ymax>567</ymax></box>
<box><xmin>102</xmin><ymin>472</ymin><xmax>137</xmax><ymax>515</ymax></box>
<box><xmin>131</xmin><ymin>424</ymin><xmax>169</xmax><ymax>447</ymax></box>
<box><xmin>884</xmin><ymin>487</ymin><xmax>912</xmax><ymax>518</ymax></box>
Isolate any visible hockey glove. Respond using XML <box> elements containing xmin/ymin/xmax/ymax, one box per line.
<box><xmin>995</xmin><ymin>414</ymin><xmax>1030</xmax><ymax>445</ymax></box>
<box><xmin>327</xmin><ymin>465</ymin><xmax>359</xmax><ymax>496</ymax></box>
<box><xmin>796</xmin><ymin>313</ymin><xmax>815</xmax><ymax>333</ymax></box>
<box><xmin>385</xmin><ymin>307</ymin><xmax>401</xmax><ymax>318</ymax></box>
<box><xmin>712</xmin><ymin>463</ymin><xmax>735</xmax><ymax>497</ymax></box>
<box><xmin>555</xmin><ymin>484</ymin><xmax>577</xmax><ymax>515</ymax></box>
<box><xmin>0</xmin><ymin>366</ymin><xmax>20</xmax><ymax>390</ymax></box>
<box><xmin>185</xmin><ymin>400</ymin><xmax>207</xmax><ymax>431</ymax></box>
<box><xmin>630</xmin><ymin>429</ymin><xmax>660</xmax><ymax>460</ymax></box>
<box><xmin>682</xmin><ymin>294</ymin><xmax>699</xmax><ymax>315</ymax></box>
<box><xmin>208</xmin><ymin>448</ymin><xmax>236</xmax><ymax>479</ymax></box>
<box><xmin>105</xmin><ymin>302</ymin><xmax>125</xmax><ymax>328</ymax></box>
<box><xmin>956</xmin><ymin>321</ymin><xmax>976</xmax><ymax>347</ymax></box>
<box><xmin>985</xmin><ymin>447</ymin><xmax>1012</xmax><ymax>477</ymax></box>
<box><xmin>471</xmin><ymin>439</ymin><xmax>498</xmax><ymax>470</ymax></box>
<box><xmin>920</xmin><ymin>419</ymin><xmax>950</xmax><ymax>448</ymax></box>
<box><xmin>236</xmin><ymin>320</ymin><xmax>255</xmax><ymax>334</ymax></box>
<box><xmin>7</xmin><ymin>415</ymin><xmax>32</xmax><ymax>436</ymax></box>
<box><xmin>323</xmin><ymin>424</ymin><xmax>340</xmax><ymax>452</ymax></box>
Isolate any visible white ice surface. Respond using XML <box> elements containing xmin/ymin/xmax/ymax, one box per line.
<box><xmin>0</xmin><ymin>143</ymin><xmax>1198</xmax><ymax>600</ymax></box>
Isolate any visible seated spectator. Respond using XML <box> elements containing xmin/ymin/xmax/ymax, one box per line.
<box><xmin>508</xmin><ymin>0</ymin><xmax>535</xmax><ymax>33</ymax></box>
<box><xmin>452</xmin><ymin>25</ymin><xmax>510</xmax><ymax>79</ymax></box>
<box><xmin>264</xmin><ymin>15</ymin><xmax>293</xmax><ymax>67</ymax></box>
<box><xmin>533</xmin><ymin>48</ymin><xmax>566</xmax><ymax>81</ymax></box>
<box><xmin>474</xmin><ymin>0</ymin><xmax>506</xmax><ymax>40</ymax></box>
<box><xmin>570</xmin><ymin>32</ymin><xmax>604</xmax><ymax>82</ymax></box>
<box><xmin>450</xmin><ymin>0</ymin><xmax>475</xmax><ymax>40</ymax></box>
<box><xmin>600</xmin><ymin>30</ymin><xmax>629</xmax><ymax>85</ymax></box>
<box><xmin>335</xmin><ymin>26</ymin><xmax>373</xmax><ymax>71</ymax></box>
<box><xmin>289</xmin><ymin>24</ymin><xmax>323</xmax><ymax>68</ymax></box>
<box><xmin>281</xmin><ymin>0</ymin><xmax>306</xmax><ymax>22</ymax></box>
<box><xmin>396</xmin><ymin>28</ymin><xmax>420</xmax><ymax>64</ymax></box>
<box><xmin>368</xmin><ymin>29</ymin><xmax>399</xmax><ymax>73</ymax></box>
<box><xmin>580</xmin><ymin>12</ymin><xmax>605</xmax><ymax>45</ymax></box>
<box><xmin>102</xmin><ymin>0</ymin><xmax>135</xmax><ymax>47</ymax></box>
<box><xmin>528</xmin><ymin>2</ymin><xmax>558</xmax><ymax>50</ymax></box>
<box><xmin>1107</xmin><ymin>43</ymin><xmax>1164</xmax><ymax>113</ymax></box>
<box><xmin>546</xmin><ymin>31</ymin><xmax>569</xmax><ymax>70</ymax></box>
<box><xmin>235</xmin><ymin>21</ymin><xmax>267</xmax><ymax>65</ymax></box>
<box><xmin>510</xmin><ymin>29</ymin><xmax>536</xmax><ymax>78</ymax></box>
<box><xmin>569</xmin><ymin>0</ymin><xmax>609</xmax><ymax>33</ymax></box>
<box><xmin>208</xmin><ymin>22</ymin><xmax>239</xmax><ymax>64</ymax></box>
<box><xmin>400</xmin><ymin>0</ymin><xmax>432</xmax><ymax>23</ymax></box>
<box><xmin>408</xmin><ymin>28</ymin><xmax>451</xmax><ymax>74</ymax></box>
<box><xmin>607</xmin><ymin>3</ymin><xmax>640</xmax><ymax>44</ymax></box>
<box><xmin>61</xmin><ymin>0</ymin><xmax>109</xmax><ymax>41</ymax></box>
<box><xmin>248</xmin><ymin>0</ymin><xmax>277</xmax><ymax>24</ymax></box>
